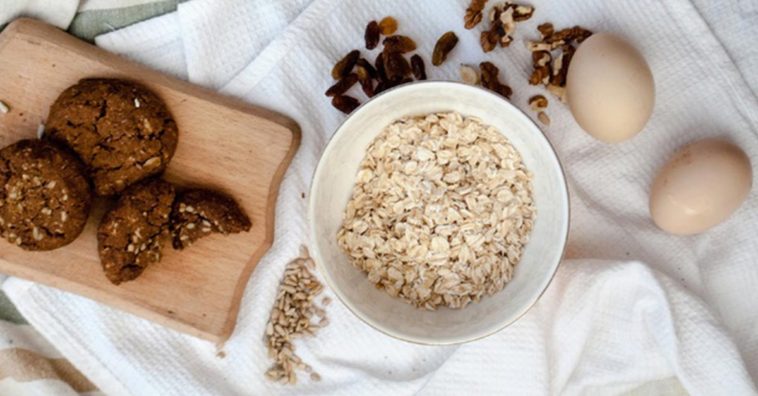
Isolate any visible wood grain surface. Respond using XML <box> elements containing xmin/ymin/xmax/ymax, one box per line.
<box><xmin>0</xmin><ymin>19</ymin><xmax>300</xmax><ymax>342</ymax></box>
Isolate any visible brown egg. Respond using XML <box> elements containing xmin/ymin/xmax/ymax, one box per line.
<box><xmin>567</xmin><ymin>33</ymin><xmax>655</xmax><ymax>143</ymax></box>
<box><xmin>650</xmin><ymin>139</ymin><xmax>752</xmax><ymax>235</ymax></box>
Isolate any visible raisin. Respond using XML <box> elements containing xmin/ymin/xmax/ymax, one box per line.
<box><xmin>325</xmin><ymin>73</ymin><xmax>358</xmax><ymax>97</ymax></box>
<box><xmin>355</xmin><ymin>65</ymin><xmax>375</xmax><ymax>97</ymax></box>
<box><xmin>384</xmin><ymin>51</ymin><xmax>411</xmax><ymax>81</ymax></box>
<box><xmin>375</xmin><ymin>52</ymin><xmax>388</xmax><ymax>82</ymax></box>
<box><xmin>411</xmin><ymin>55</ymin><xmax>427</xmax><ymax>80</ymax></box>
<box><xmin>375</xmin><ymin>81</ymin><xmax>388</xmax><ymax>95</ymax></box>
<box><xmin>331</xmin><ymin>95</ymin><xmax>360</xmax><ymax>114</ymax></box>
<box><xmin>383</xmin><ymin>35</ymin><xmax>417</xmax><ymax>53</ymax></box>
<box><xmin>365</xmin><ymin>21</ymin><xmax>380</xmax><ymax>50</ymax></box>
<box><xmin>359</xmin><ymin>76</ymin><xmax>375</xmax><ymax>97</ymax></box>
<box><xmin>355</xmin><ymin>64</ymin><xmax>370</xmax><ymax>81</ymax></box>
<box><xmin>379</xmin><ymin>16</ymin><xmax>398</xmax><ymax>35</ymax></box>
<box><xmin>331</xmin><ymin>50</ymin><xmax>360</xmax><ymax>80</ymax></box>
<box><xmin>398</xmin><ymin>76</ymin><xmax>413</xmax><ymax>86</ymax></box>
<box><xmin>432</xmin><ymin>31</ymin><xmax>459</xmax><ymax>66</ymax></box>
<box><xmin>386</xmin><ymin>77</ymin><xmax>413</xmax><ymax>90</ymax></box>
<box><xmin>357</xmin><ymin>58</ymin><xmax>378</xmax><ymax>79</ymax></box>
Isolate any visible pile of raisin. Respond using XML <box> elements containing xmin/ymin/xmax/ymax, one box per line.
<box><xmin>326</xmin><ymin>17</ymin><xmax>428</xmax><ymax>115</ymax></box>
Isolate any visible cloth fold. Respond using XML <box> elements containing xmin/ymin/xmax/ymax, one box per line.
<box><xmin>4</xmin><ymin>0</ymin><xmax>758</xmax><ymax>394</ymax></box>
<box><xmin>0</xmin><ymin>0</ymin><xmax>79</xmax><ymax>28</ymax></box>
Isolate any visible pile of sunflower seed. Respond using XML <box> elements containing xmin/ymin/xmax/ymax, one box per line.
<box><xmin>263</xmin><ymin>246</ymin><xmax>331</xmax><ymax>385</ymax></box>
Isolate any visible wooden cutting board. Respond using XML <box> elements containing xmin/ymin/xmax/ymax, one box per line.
<box><xmin>0</xmin><ymin>19</ymin><xmax>300</xmax><ymax>342</ymax></box>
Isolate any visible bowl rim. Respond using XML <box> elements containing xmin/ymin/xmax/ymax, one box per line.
<box><xmin>308</xmin><ymin>80</ymin><xmax>571</xmax><ymax>345</ymax></box>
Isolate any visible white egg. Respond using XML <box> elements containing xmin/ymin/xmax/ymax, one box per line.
<box><xmin>567</xmin><ymin>33</ymin><xmax>655</xmax><ymax>143</ymax></box>
<box><xmin>650</xmin><ymin>139</ymin><xmax>752</xmax><ymax>235</ymax></box>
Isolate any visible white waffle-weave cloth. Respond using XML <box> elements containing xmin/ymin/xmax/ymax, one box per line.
<box><xmin>4</xmin><ymin>0</ymin><xmax>758</xmax><ymax>394</ymax></box>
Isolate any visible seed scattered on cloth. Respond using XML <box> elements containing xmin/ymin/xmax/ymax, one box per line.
<box><xmin>460</xmin><ymin>64</ymin><xmax>480</xmax><ymax>85</ymax></box>
<box><xmin>0</xmin><ymin>100</ymin><xmax>9</xmax><ymax>114</ymax></box>
<box><xmin>537</xmin><ymin>111</ymin><xmax>550</xmax><ymax>125</ymax></box>
<box><xmin>263</xmin><ymin>247</ymin><xmax>329</xmax><ymax>385</ymax></box>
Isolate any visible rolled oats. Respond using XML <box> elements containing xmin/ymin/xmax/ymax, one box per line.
<box><xmin>337</xmin><ymin>112</ymin><xmax>536</xmax><ymax>310</ymax></box>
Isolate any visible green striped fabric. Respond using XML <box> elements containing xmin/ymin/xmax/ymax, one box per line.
<box><xmin>70</xmin><ymin>0</ymin><xmax>184</xmax><ymax>42</ymax></box>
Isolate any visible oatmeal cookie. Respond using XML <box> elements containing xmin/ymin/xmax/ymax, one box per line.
<box><xmin>170</xmin><ymin>189</ymin><xmax>251</xmax><ymax>250</ymax></box>
<box><xmin>97</xmin><ymin>178</ymin><xmax>175</xmax><ymax>285</ymax></box>
<box><xmin>45</xmin><ymin>78</ymin><xmax>178</xmax><ymax>196</ymax></box>
<box><xmin>0</xmin><ymin>139</ymin><xmax>91</xmax><ymax>250</ymax></box>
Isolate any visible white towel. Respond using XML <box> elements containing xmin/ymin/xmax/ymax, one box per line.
<box><xmin>0</xmin><ymin>0</ymin><xmax>79</xmax><ymax>28</ymax></box>
<box><xmin>5</xmin><ymin>0</ymin><xmax>758</xmax><ymax>394</ymax></box>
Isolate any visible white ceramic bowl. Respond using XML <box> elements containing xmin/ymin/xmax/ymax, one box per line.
<box><xmin>309</xmin><ymin>81</ymin><xmax>569</xmax><ymax>345</ymax></box>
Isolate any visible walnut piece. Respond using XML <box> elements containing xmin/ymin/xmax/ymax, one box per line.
<box><xmin>464</xmin><ymin>0</ymin><xmax>488</xmax><ymax>29</ymax></box>
<box><xmin>526</xmin><ymin>23</ymin><xmax>592</xmax><ymax>102</ymax></box>
<box><xmin>528</xmin><ymin>95</ymin><xmax>548</xmax><ymax>111</ymax></box>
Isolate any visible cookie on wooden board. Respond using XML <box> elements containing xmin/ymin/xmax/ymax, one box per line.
<box><xmin>45</xmin><ymin>78</ymin><xmax>178</xmax><ymax>196</ymax></box>
<box><xmin>97</xmin><ymin>178</ymin><xmax>175</xmax><ymax>285</ymax></box>
<box><xmin>0</xmin><ymin>139</ymin><xmax>92</xmax><ymax>251</ymax></box>
<box><xmin>170</xmin><ymin>189</ymin><xmax>251</xmax><ymax>250</ymax></box>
